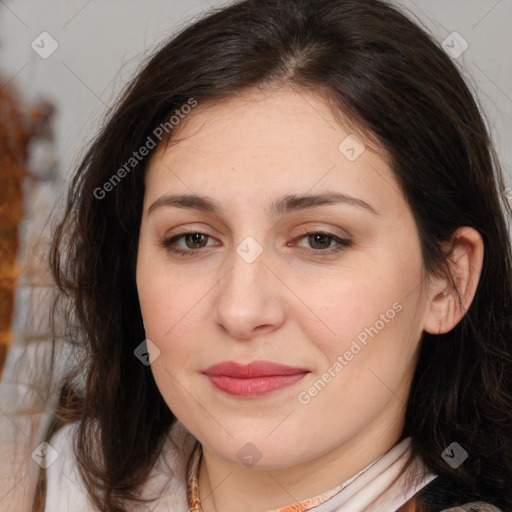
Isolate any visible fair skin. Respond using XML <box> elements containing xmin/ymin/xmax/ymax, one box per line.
<box><xmin>136</xmin><ymin>85</ymin><xmax>484</xmax><ymax>512</ymax></box>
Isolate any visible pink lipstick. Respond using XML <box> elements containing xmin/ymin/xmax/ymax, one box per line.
<box><xmin>203</xmin><ymin>361</ymin><xmax>309</xmax><ymax>397</ymax></box>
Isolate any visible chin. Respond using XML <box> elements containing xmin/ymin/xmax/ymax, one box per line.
<box><xmin>198</xmin><ymin>429</ymin><xmax>313</xmax><ymax>469</ymax></box>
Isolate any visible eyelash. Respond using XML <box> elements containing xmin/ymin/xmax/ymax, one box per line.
<box><xmin>160</xmin><ymin>230</ymin><xmax>352</xmax><ymax>257</ymax></box>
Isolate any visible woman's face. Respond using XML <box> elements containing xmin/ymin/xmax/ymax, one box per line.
<box><xmin>136</xmin><ymin>86</ymin><xmax>432</xmax><ymax>469</ymax></box>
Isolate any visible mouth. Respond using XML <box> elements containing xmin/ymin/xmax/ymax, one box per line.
<box><xmin>202</xmin><ymin>360</ymin><xmax>310</xmax><ymax>397</ymax></box>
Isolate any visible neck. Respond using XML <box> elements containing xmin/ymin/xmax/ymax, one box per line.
<box><xmin>198</xmin><ymin>418</ymin><xmax>404</xmax><ymax>512</ymax></box>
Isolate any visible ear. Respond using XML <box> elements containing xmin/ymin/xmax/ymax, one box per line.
<box><xmin>423</xmin><ymin>227</ymin><xmax>484</xmax><ymax>335</ymax></box>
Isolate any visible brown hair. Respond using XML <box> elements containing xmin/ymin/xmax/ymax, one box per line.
<box><xmin>47</xmin><ymin>0</ymin><xmax>512</xmax><ymax>510</ymax></box>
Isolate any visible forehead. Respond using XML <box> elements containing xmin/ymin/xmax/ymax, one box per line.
<box><xmin>150</xmin><ymin>86</ymin><xmax>373</xmax><ymax>162</ymax></box>
<box><xmin>144</xmin><ymin>87</ymin><xmax>402</xmax><ymax>217</ymax></box>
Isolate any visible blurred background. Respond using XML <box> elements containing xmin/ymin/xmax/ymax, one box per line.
<box><xmin>0</xmin><ymin>0</ymin><xmax>511</xmax><ymax>504</ymax></box>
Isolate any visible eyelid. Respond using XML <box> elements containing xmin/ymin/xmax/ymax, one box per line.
<box><xmin>292</xmin><ymin>224</ymin><xmax>350</xmax><ymax>239</ymax></box>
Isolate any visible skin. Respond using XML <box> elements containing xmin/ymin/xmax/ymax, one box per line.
<box><xmin>136</xmin><ymin>85</ymin><xmax>484</xmax><ymax>512</ymax></box>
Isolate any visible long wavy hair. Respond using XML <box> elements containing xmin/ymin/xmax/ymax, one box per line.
<box><xmin>43</xmin><ymin>0</ymin><xmax>512</xmax><ymax>510</ymax></box>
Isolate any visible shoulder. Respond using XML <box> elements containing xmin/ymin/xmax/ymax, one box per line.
<box><xmin>404</xmin><ymin>469</ymin><xmax>507</xmax><ymax>512</ymax></box>
<box><xmin>45</xmin><ymin>420</ymin><xmax>196</xmax><ymax>512</ymax></box>
<box><xmin>45</xmin><ymin>422</ymin><xmax>97</xmax><ymax>512</ymax></box>
<box><xmin>441</xmin><ymin>504</ymin><xmax>504</xmax><ymax>512</ymax></box>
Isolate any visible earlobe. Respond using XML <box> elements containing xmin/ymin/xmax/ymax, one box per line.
<box><xmin>423</xmin><ymin>227</ymin><xmax>484</xmax><ymax>335</ymax></box>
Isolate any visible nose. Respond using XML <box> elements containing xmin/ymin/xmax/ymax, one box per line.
<box><xmin>213</xmin><ymin>246</ymin><xmax>286</xmax><ymax>341</ymax></box>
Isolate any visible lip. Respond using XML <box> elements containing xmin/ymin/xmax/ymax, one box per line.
<box><xmin>203</xmin><ymin>361</ymin><xmax>310</xmax><ymax>397</ymax></box>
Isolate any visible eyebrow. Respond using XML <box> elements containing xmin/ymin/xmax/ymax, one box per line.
<box><xmin>147</xmin><ymin>192</ymin><xmax>378</xmax><ymax>216</ymax></box>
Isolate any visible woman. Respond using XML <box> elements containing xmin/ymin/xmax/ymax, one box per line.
<box><xmin>32</xmin><ymin>0</ymin><xmax>512</xmax><ymax>510</ymax></box>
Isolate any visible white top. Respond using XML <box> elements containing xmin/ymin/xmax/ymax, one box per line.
<box><xmin>44</xmin><ymin>421</ymin><xmax>439</xmax><ymax>512</ymax></box>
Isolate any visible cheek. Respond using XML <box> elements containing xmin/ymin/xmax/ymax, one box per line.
<box><xmin>294</xmin><ymin>265</ymin><xmax>423</xmax><ymax>396</ymax></box>
<box><xmin>296</xmin><ymin>275</ymin><xmax>400</xmax><ymax>355</ymax></box>
<box><xmin>136</xmin><ymin>264</ymin><xmax>206</xmax><ymax>416</ymax></box>
<box><xmin>136</xmin><ymin>256</ymin><xmax>213</xmax><ymax>364</ymax></box>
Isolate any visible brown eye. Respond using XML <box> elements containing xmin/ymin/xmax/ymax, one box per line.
<box><xmin>184</xmin><ymin>233</ymin><xmax>208</xmax><ymax>249</ymax></box>
<box><xmin>307</xmin><ymin>233</ymin><xmax>333</xmax><ymax>250</ymax></box>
